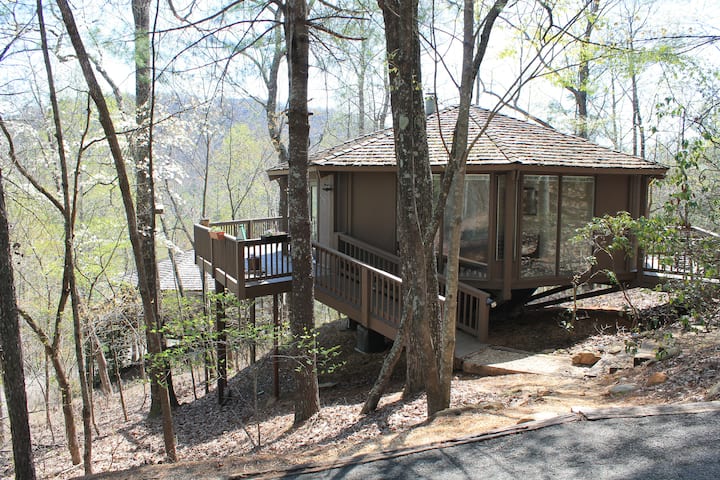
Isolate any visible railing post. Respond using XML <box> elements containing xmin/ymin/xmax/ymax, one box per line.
<box><xmin>361</xmin><ymin>267</ymin><xmax>370</xmax><ymax>328</ymax></box>
<box><xmin>477</xmin><ymin>299</ymin><xmax>489</xmax><ymax>343</ymax></box>
<box><xmin>236</xmin><ymin>239</ymin><xmax>245</xmax><ymax>299</ymax></box>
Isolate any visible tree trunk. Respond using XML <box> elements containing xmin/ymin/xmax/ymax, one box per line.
<box><xmin>37</xmin><ymin>2</ymin><xmax>93</xmax><ymax>471</ymax></box>
<box><xmin>131</xmin><ymin>0</ymin><xmax>178</xmax><ymax>417</ymax></box>
<box><xmin>439</xmin><ymin>0</ymin><xmax>507</xmax><ymax>410</ymax></box>
<box><xmin>378</xmin><ymin>0</ymin><xmax>443</xmax><ymax>414</ymax></box>
<box><xmin>0</xmin><ymin>168</ymin><xmax>37</xmax><ymax>480</ymax></box>
<box><xmin>54</xmin><ymin>0</ymin><xmax>177</xmax><ymax>462</ymax></box>
<box><xmin>91</xmin><ymin>331</ymin><xmax>113</xmax><ymax>396</ymax></box>
<box><xmin>284</xmin><ymin>0</ymin><xmax>320</xmax><ymax>425</ymax></box>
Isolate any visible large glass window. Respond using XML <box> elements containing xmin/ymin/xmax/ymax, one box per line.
<box><xmin>559</xmin><ymin>176</ymin><xmax>595</xmax><ymax>275</ymax></box>
<box><xmin>520</xmin><ymin>175</ymin><xmax>595</xmax><ymax>278</ymax></box>
<box><xmin>310</xmin><ymin>181</ymin><xmax>318</xmax><ymax>241</ymax></box>
<box><xmin>496</xmin><ymin>175</ymin><xmax>505</xmax><ymax>261</ymax></box>
<box><xmin>443</xmin><ymin>174</ymin><xmax>490</xmax><ymax>279</ymax></box>
<box><xmin>521</xmin><ymin>175</ymin><xmax>559</xmax><ymax>278</ymax></box>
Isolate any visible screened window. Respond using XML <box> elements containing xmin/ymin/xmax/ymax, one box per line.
<box><xmin>520</xmin><ymin>175</ymin><xmax>595</xmax><ymax>278</ymax></box>
<box><xmin>442</xmin><ymin>174</ymin><xmax>490</xmax><ymax>279</ymax></box>
<box><xmin>559</xmin><ymin>176</ymin><xmax>595</xmax><ymax>275</ymax></box>
<box><xmin>520</xmin><ymin>175</ymin><xmax>559</xmax><ymax>278</ymax></box>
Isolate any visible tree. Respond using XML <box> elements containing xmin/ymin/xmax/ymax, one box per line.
<box><xmin>437</xmin><ymin>0</ymin><xmax>508</xmax><ymax>409</ymax></box>
<box><xmin>363</xmin><ymin>0</ymin><xmax>444</xmax><ymax>415</ymax></box>
<box><xmin>0</xmin><ymin>168</ymin><xmax>36</xmax><ymax>480</ymax></box>
<box><xmin>36</xmin><ymin>1</ymin><xmax>93</xmax><ymax>471</ymax></box>
<box><xmin>54</xmin><ymin>0</ymin><xmax>177</xmax><ymax>462</ymax></box>
<box><xmin>284</xmin><ymin>0</ymin><xmax>320</xmax><ymax>424</ymax></box>
<box><xmin>131</xmin><ymin>0</ymin><xmax>180</xmax><ymax>417</ymax></box>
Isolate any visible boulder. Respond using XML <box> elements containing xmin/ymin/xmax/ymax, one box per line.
<box><xmin>608</xmin><ymin>383</ymin><xmax>638</xmax><ymax>396</ymax></box>
<box><xmin>572</xmin><ymin>352</ymin><xmax>601</xmax><ymax>366</ymax></box>
<box><xmin>646</xmin><ymin>372</ymin><xmax>668</xmax><ymax>386</ymax></box>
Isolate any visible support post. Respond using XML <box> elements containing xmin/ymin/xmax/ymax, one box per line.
<box><xmin>273</xmin><ymin>294</ymin><xmax>280</xmax><ymax>399</ymax></box>
<box><xmin>215</xmin><ymin>281</ymin><xmax>227</xmax><ymax>404</ymax></box>
<box><xmin>250</xmin><ymin>300</ymin><xmax>257</xmax><ymax>365</ymax></box>
<box><xmin>360</xmin><ymin>267</ymin><xmax>370</xmax><ymax>328</ymax></box>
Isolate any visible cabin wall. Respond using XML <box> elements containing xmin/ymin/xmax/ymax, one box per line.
<box><xmin>595</xmin><ymin>175</ymin><xmax>631</xmax><ymax>217</ymax></box>
<box><xmin>594</xmin><ymin>174</ymin><xmax>642</xmax><ymax>276</ymax></box>
<box><xmin>340</xmin><ymin>172</ymin><xmax>397</xmax><ymax>253</ymax></box>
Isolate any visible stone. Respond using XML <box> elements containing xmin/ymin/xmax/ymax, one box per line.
<box><xmin>608</xmin><ymin>345</ymin><xmax>624</xmax><ymax>354</ymax></box>
<box><xmin>705</xmin><ymin>381</ymin><xmax>720</xmax><ymax>401</ymax></box>
<box><xmin>608</xmin><ymin>383</ymin><xmax>638</xmax><ymax>396</ymax></box>
<box><xmin>572</xmin><ymin>352</ymin><xmax>601</xmax><ymax>366</ymax></box>
<box><xmin>633</xmin><ymin>353</ymin><xmax>655</xmax><ymax>367</ymax></box>
<box><xmin>646</xmin><ymin>372</ymin><xmax>668</xmax><ymax>386</ymax></box>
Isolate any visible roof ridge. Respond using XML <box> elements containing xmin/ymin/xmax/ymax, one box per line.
<box><xmin>468</xmin><ymin>107</ymin><xmax>514</xmax><ymax>164</ymax></box>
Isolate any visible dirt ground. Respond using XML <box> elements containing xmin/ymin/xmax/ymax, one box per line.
<box><xmin>7</xmin><ymin>288</ymin><xmax>720</xmax><ymax>480</ymax></box>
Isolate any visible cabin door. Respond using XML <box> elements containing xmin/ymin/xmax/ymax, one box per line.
<box><xmin>318</xmin><ymin>175</ymin><xmax>334</xmax><ymax>247</ymax></box>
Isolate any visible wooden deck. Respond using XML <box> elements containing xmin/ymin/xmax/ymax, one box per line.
<box><xmin>194</xmin><ymin>220</ymin><xmax>492</xmax><ymax>342</ymax></box>
<box><xmin>195</xmin><ymin>220</ymin><xmax>720</xmax><ymax>345</ymax></box>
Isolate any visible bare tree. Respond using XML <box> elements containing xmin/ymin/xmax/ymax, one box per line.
<box><xmin>0</xmin><ymin>168</ymin><xmax>36</xmax><ymax>480</ymax></box>
<box><xmin>54</xmin><ymin>0</ymin><xmax>177</xmax><ymax>462</ymax></box>
<box><xmin>284</xmin><ymin>0</ymin><xmax>320</xmax><ymax>424</ymax></box>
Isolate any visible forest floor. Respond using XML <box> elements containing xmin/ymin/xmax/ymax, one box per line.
<box><xmin>7</xmin><ymin>288</ymin><xmax>720</xmax><ymax>480</ymax></box>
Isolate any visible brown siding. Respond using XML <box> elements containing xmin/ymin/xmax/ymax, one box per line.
<box><xmin>350</xmin><ymin>172</ymin><xmax>397</xmax><ymax>253</ymax></box>
<box><xmin>594</xmin><ymin>174</ymin><xmax>634</xmax><ymax>275</ymax></box>
<box><xmin>595</xmin><ymin>175</ymin><xmax>630</xmax><ymax>216</ymax></box>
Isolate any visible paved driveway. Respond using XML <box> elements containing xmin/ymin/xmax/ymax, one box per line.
<box><xmin>277</xmin><ymin>407</ymin><xmax>720</xmax><ymax>480</ymax></box>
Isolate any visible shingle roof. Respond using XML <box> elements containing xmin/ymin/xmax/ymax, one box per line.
<box><xmin>157</xmin><ymin>250</ymin><xmax>212</xmax><ymax>292</ymax></box>
<box><xmin>269</xmin><ymin>106</ymin><xmax>666</xmax><ymax>173</ymax></box>
<box><xmin>124</xmin><ymin>250</ymin><xmax>213</xmax><ymax>292</ymax></box>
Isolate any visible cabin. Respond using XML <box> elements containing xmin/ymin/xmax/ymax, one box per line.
<box><xmin>195</xmin><ymin>106</ymin><xmax>667</xmax><ymax>356</ymax></box>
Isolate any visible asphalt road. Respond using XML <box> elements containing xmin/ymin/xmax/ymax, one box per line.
<box><xmin>277</xmin><ymin>410</ymin><xmax>720</xmax><ymax>480</ymax></box>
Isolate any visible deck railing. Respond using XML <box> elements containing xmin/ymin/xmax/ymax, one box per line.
<box><xmin>314</xmin><ymin>243</ymin><xmax>404</xmax><ymax>339</ymax></box>
<box><xmin>337</xmin><ymin>233</ymin><xmax>400</xmax><ymax>276</ymax></box>
<box><xmin>643</xmin><ymin>226</ymin><xmax>720</xmax><ymax>280</ymax></box>
<box><xmin>336</xmin><ymin>233</ymin><xmax>491</xmax><ymax>341</ymax></box>
<box><xmin>194</xmin><ymin>222</ymin><xmax>291</xmax><ymax>297</ymax></box>
<box><xmin>209</xmin><ymin>217</ymin><xmax>284</xmax><ymax>240</ymax></box>
<box><xmin>196</xmin><ymin>221</ymin><xmax>491</xmax><ymax>341</ymax></box>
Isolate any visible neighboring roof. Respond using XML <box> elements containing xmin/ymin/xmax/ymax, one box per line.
<box><xmin>157</xmin><ymin>250</ymin><xmax>212</xmax><ymax>292</ymax></box>
<box><xmin>124</xmin><ymin>250</ymin><xmax>213</xmax><ymax>292</ymax></box>
<box><xmin>268</xmin><ymin>106</ymin><xmax>667</xmax><ymax>175</ymax></box>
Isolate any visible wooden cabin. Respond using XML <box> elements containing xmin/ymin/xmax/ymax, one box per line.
<box><xmin>267</xmin><ymin>106</ymin><xmax>667</xmax><ymax>304</ymax></box>
<box><xmin>195</xmin><ymin>106</ymin><xmax>667</xmax><ymax>352</ymax></box>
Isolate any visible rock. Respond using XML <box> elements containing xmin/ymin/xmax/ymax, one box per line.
<box><xmin>608</xmin><ymin>383</ymin><xmax>638</xmax><ymax>396</ymax></box>
<box><xmin>572</xmin><ymin>352</ymin><xmax>601</xmax><ymax>366</ymax></box>
<box><xmin>608</xmin><ymin>344</ymin><xmax>624</xmax><ymax>354</ymax></box>
<box><xmin>587</xmin><ymin>355</ymin><xmax>633</xmax><ymax>377</ymax></box>
<box><xmin>480</xmin><ymin>401</ymin><xmax>505</xmax><ymax>411</ymax></box>
<box><xmin>646</xmin><ymin>372</ymin><xmax>668</xmax><ymax>386</ymax></box>
<box><xmin>705</xmin><ymin>382</ymin><xmax>720</xmax><ymax>401</ymax></box>
<box><xmin>656</xmin><ymin>346</ymin><xmax>681</xmax><ymax>360</ymax></box>
<box><xmin>633</xmin><ymin>353</ymin><xmax>655</xmax><ymax>366</ymax></box>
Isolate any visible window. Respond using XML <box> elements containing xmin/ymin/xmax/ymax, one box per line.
<box><xmin>559</xmin><ymin>176</ymin><xmax>594</xmax><ymax>275</ymax></box>
<box><xmin>496</xmin><ymin>175</ymin><xmax>506</xmax><ymax>260</ymax></box>
<box><xmin>310</xmin><ymin>181</ymin><xmax>318</xmax><ymax>241</ymax></box>
<box><xmin>443</xmin><ymin>174</ymin><xmax>490</xmax><ymax>279</ymax></box>
<box><xmin>520</xmin><ymin>175</ymin><xmax>595</xmax><ymax>278</ymax></box>
<box><xmin>520</xmin><ymin>175</ymin><xmax>559</xmax><ymax>278</ymax></box>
